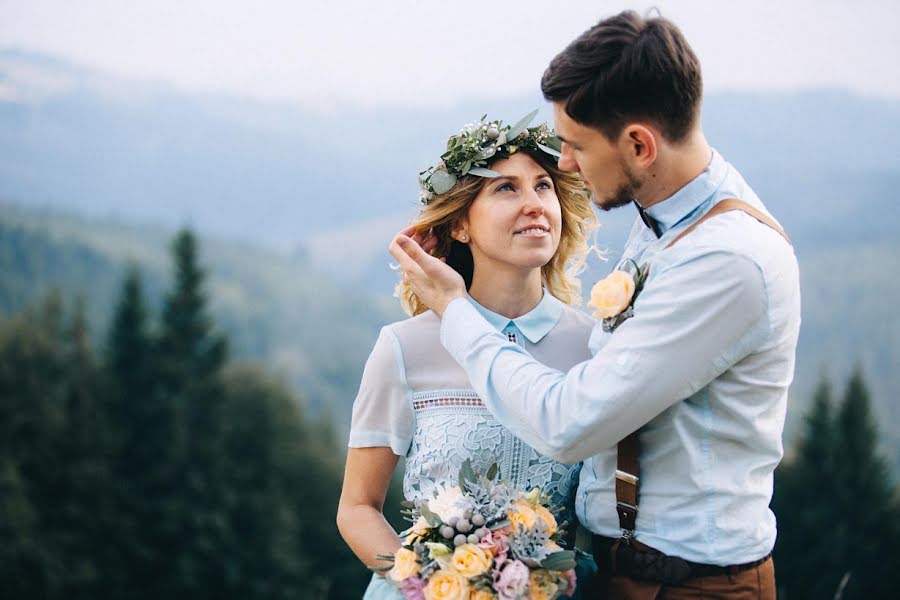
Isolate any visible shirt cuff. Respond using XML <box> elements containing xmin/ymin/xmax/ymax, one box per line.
<box><xmin>440</xmin><ymin>296</ymin><xmax>497</xmax><ymax>362</ymax></box>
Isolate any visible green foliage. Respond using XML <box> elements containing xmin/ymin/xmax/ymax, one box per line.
<box><xmin>0</xmin><ymin>229</ymin><xmax>375</xmax><ymax>598</ymax></box>
<box><xmin>0</xmin><ymin>205</ymin><xmax>395</xmax><ymax>423</ymax></box>
<box><xmin>773</xmin><ymin>369</ymin><xmax>900</xmax><ymax>598</ymax></box>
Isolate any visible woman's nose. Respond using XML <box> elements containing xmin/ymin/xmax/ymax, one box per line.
<box><xmin>522</xmin><ymin>188</ymin><xmax>545</xmax><ymax>215</ymax></box>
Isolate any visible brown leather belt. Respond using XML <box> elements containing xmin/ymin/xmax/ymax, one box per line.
<box><xmin>592</xmin><ymin>535</ymin><xmax>772</xmax><ymax>585</ymax></box>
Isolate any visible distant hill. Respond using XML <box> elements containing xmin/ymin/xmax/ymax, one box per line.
<box><xmin>0</xmin><ymin>203</ymin><xmax>400</xmax><ymax>439</ymax></box>
<box><xmin>5</xmin><ymin>48</ymin><xmax>897</xmax><ymax>249</ymax></box>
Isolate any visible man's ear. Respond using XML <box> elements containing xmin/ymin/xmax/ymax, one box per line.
<box><xmin>620</xmin><ymin>124</ymin><xmax>658</xmax><ymax>169</ymax></box>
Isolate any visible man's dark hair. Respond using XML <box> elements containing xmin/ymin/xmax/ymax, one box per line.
<box><xmin>541</xmin><ymin>10</ymin><xmax>702</xmax><ymax>143</ymax></box>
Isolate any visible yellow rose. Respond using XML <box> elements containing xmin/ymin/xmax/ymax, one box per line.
<box><xmin>470</xmin><ymin>589</ymin><xmax>497</xmax><ymax>600</ymax></box>
<box><xmin>405</xmin><ymin>515</ymin><xmax>431</xmax><ymax>544</ymax></box>
<box><xmin>589</xmin><ymin>271</ymin><xmax>636</xmax><ymax>319</ymax></box>
<box><xmin>424</xmin><ymin>569</ymin><xmax>470</xmax><ymax>600</ymax></box>
<box><xmin>528</xmin><ymin>569</ymin><xmax>560</xmax><ymax>600</ymax></box>
<box><xmin>413</xmin><ymin>515</ymin><xmax>430</xmax><ymax>535</ymax></box>
<box><xmin>508</xmin><ymin>499</ymin><xmax>538</xmax><ymax>530</ymax></box>
<box><xmin>451</xmin><ymin>544</ymin><xmax>492</xmax><ymax>578</ymax></box>
<box><xmin>533</xmin><ymin>505</ymin><xmax>558</xmax><ymax>536</ymax></box>
<box><xmin>388</xmin><ymin>548</ymin><xmax>419</xmax><ymax>582</ymax></box>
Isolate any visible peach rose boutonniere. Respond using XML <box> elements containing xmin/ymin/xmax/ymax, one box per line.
<box><xmin>589</xmin><ymin>259</ymin><xmax>649</xmax><ymax>333</ymax></box>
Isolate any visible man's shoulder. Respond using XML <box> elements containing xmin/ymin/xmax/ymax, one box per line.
<box><xmin>663</xmin><ymin>207</ymin><xmax>793</xmax><ymax>268</ymax></box>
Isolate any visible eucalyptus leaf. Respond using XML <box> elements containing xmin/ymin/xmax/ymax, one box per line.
<box><xmin>430</xmin><ymin>171</ymin><xmax>457</xmax><ymax>194</ymax></box>
<box><xmin>418</xmin><ymin>504</ymin><xmax>442</xmax><ymax>527</ymax></box>
<box><xmin>486</xmin><ymin>463</ymin><xmax>499</xmax><ymax>480</ymax></box>
<box><xmin>468</xmin><ymin>167</ymin><xmax>502</xmax><ymax>178</ymax></box>
<box><xmin>540</xmin><ymin>550</ymin><xmax>576</xmax><ymax>571</ymax></box>
<box><xmin>476</xmin><ymin>145</ymin><xmax>497</xmax><ymax>160</ymax></box>
<box><xmin>506</xmin><ymin>108</ymin><xmax>539</xmax><ymax>142</ymax></box>
<box><xmin>459</xmin><ymin>459</ymin><xmax>478</xmax><ymax>492</ymax></box>
<box><xmin>537</xmin><ymin>143</ymin><xmax>562</xmax><ymax>158</ymax></box>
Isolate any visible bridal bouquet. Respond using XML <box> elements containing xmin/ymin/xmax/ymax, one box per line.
<box><xmin>376</xmin><ymin>461</ymin><xmax>578</xmax><ymax>600</ymax></box>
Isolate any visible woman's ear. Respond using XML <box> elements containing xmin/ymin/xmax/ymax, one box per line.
<box><xmin>451</xmin><ymin>220</ymin><xmax>470</xmax><ymax>243</ymax></box>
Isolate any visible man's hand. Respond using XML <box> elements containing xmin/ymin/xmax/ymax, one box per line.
<box><xmin>388</xmin><ymin>226</ymin><xmax>466</xmax><ymax>317</ymax></box>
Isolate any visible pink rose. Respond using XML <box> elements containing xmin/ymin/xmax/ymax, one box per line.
<box><xmin>399</xmin><ymin>575</ymin><xmax>426</xmax><ymax>600</ymax></box>
<box><xmin>563</xmin><ymin>568</ymin><xmax>577</xmax><ymax>597</ymax></box>
<box><xmin>478</xmin><ymin>529</ymin><xmax>510</xmax><ymax>559</ymax></box>
<box><xmin>494</xmin><ymin>560</ymin><xmax>529</xmax><ymax>600</ymax></box>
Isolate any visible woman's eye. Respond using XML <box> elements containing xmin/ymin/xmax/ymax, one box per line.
<box><xmin>496</xmin><ymin>183</ymin><xmax>514</xmax><ymax>192</ymax></box>
<box><xmin>536</xmin><ymin>181</ymin><xmax>552</xmax><ymax>190</ymax></box>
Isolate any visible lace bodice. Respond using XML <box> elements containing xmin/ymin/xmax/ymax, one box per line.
<box><xmin>405</xmin><ymin>389</ymin><xmax>580</xmax><ymax>524</ymax></box>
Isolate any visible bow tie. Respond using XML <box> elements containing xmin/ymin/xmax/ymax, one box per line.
<box><xmin>634</xmin><ymin>199</ymin><xmax>662</xmax><ymax>239</ymax></box>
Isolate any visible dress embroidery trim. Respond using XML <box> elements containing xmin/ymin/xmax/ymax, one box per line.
<box><xmin>413</xmin><ymin>396</ymin><xmax>485</xmax><ymax>410</ymax></box>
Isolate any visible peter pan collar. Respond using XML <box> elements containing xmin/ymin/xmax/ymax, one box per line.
<box><xmin>467</xmin><ymin>290</ymin><xmax>563</xmax><ymax>343</ymax></box>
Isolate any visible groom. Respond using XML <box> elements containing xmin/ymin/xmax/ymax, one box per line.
<box><xmin>390</xmin><ymin>10</ymin><xmax>799</xmax><ymax>600</ymax></box>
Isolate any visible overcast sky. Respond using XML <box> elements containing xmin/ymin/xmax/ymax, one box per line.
<box><xmin>1</xmin><ymin>0</ymin><xmax>898</xmax><ymax>112</ymax></box>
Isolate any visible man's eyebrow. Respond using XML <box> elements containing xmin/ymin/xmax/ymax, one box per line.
<box><xmin>556</xmin><ymin>133</ymin><xmax>572</xmax><ymax>144</ymax></box>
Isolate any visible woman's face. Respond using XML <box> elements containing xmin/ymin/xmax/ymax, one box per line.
<box><xmin>456</xmin><ymin>152</ymin><xmax>562</xmax><ymax>274</ymax></box>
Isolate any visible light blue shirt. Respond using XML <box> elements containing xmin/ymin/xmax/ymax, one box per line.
<box><xmin>440</xmin><ymin>149</ymin><xmax>801</xmax><ymax>565</ymax></box>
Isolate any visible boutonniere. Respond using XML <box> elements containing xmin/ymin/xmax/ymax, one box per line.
<box><xmin>589</xmin><ymin>259</ymin><xmax>650</xmax><ymax>333</ymax></box>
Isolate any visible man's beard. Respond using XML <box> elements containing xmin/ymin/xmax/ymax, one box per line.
<box><xmin>593</xmin><ymin>163</ymin><xmax>642</xmax><ymax>211</ymax></box>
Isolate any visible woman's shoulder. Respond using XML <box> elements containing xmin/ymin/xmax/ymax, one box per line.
<box><xmin>555</xmin><ymin>302</ymin><xmax>597</xmax><ymax>332</ymax></box>
<box><xmin>383</xmin><ymin>309</ymin><xmax>441</xmax><ymax>343</ymax></box>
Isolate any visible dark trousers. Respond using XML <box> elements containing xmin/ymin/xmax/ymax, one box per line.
<box><xmin>586</xmin><ymin>538</ymin><xmax>776</xmax><ymax>599</ymax></box>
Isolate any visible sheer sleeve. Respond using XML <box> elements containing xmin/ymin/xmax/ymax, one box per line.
<box><xmin>348</xmin><ymin>326</ymin><xmax>415</xmax><ymax>456</ymax></box>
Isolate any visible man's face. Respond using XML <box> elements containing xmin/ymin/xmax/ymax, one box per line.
<box><xmin>552</xmin><ymin>102</ymin><xmax>639</xmax><ymax>211</ymax></box>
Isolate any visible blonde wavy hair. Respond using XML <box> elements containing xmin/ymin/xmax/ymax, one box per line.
<box><xmin>397</xmin><ymin>150</ymin><xmax>596</xmax><ymax>316</ymax></box>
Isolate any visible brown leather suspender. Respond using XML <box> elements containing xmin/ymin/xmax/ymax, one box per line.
<box><xmin>664</xmin><ymin>199</ymin><xmax>790</xmax><ymax>249</ymax></box>
<box><xmin>614</xmin><ymin>199</ymin><xmax>791</xmax><ymax>541</ymax></box>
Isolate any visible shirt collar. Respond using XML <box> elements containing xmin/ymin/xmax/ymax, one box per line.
<box><xmin>467</xmin><ymin>290</ymin><xmax>563</xmax><ymax>343</ymax></box>
<box><xmin>640</xmin><ymin>148</ymin><xmax>728</xmax><ymax>236</ymax></box>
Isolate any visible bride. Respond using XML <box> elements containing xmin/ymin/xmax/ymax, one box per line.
<box><xmin>337</xmin><ymin>113</ymin><xmax>596</xmax><ymax>598</ymax></box>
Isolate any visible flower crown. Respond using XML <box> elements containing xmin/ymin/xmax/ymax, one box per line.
<box><xmin>417</xmin><ymin>109</ymin><xmax>563</xmax><ymax>205</ymax></box>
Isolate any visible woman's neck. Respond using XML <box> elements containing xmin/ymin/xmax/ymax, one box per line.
<box><xmin>467</xmin><ymin>265</ymin><xmax>544</xmax><ymax>319</ymax></box>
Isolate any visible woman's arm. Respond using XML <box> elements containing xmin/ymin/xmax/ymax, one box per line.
<box><xmin>336</xmin><ymin>446</ymin><xmax>402</xmax><ymax>568</ymax></box>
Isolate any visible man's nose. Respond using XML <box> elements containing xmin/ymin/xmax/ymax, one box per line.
<box><xmin>558</xmin><ymin>143</ymin><xmax>578</xmax><ymax>172</ymax></box>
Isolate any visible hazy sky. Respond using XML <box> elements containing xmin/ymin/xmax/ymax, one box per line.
<box><xmin>1</xmin><ymin>0</ymin><xmax>898</xmax><ymax>111</ymax></box>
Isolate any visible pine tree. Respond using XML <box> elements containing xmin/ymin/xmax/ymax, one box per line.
<box><xmin>0</xmin><ymin>309</ymin><xmax>56</xmax><ymax>598</ymax></box>
<box><xmin>55</xmin><ymin>298</ymin><xmax>117</xmax><ymax>599</ymax></box>
<box><xmin>156</xmin><ymin>229</ymin><xmax>229</xmax><ymax>598</ymax></box>
<box><xmin>773</xmin><ymin>376</ymin><xmax>845</xmax><ymax>598</ymax></box>
<box><xmin>831</xmin><ymin>368</ymin><xmax>900</xmax><ymax>598</ymax></box>
<box><xmin>107</xmin><ymin>264</ymin><xmax>154</xmax><ymax>398</ymax></box>
<box><xmin>157</xmin><ymin>230</ymin><xmax>227</xmax><ymax>387</ymax></box>
<box><xmin>774</xmin><ymin>370</ymin><xmax>900</xmax><ymax>598</ymax></box>
<box><xmin>104</xmin><ymin>265</ymin><xmax>170</xmax><ymax>598</ymax></box>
